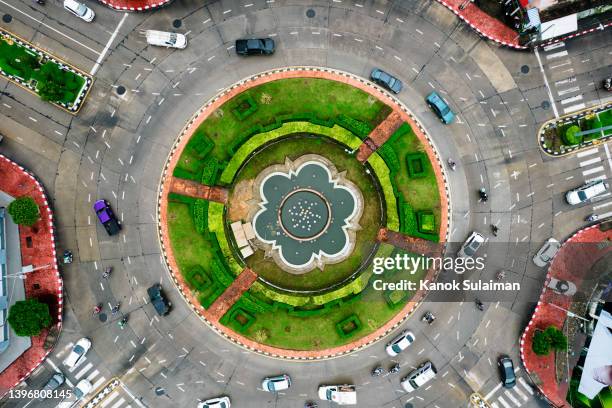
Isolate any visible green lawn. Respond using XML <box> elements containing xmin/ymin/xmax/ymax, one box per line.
<box><xmin>231</xmin><ymin>135</ymin><xmax>382</xmax><ymax>292</ymax></box>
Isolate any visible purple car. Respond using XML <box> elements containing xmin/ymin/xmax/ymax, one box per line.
<box><xmin>93</xmin><ymin>200</ymin><xmax>121</xmax><ymax>236</ymax></box>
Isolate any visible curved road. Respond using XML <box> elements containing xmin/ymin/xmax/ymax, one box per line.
<box><xmin>0</xmin><ymin>0</ymin><xmax>610</xmax><ymax>407</ymax></box>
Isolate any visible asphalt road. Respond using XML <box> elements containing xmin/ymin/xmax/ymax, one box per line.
<box><xmin>0</xmin><ymin>0</ymin><xmax>610</xmax><ymax>407</ymax></box>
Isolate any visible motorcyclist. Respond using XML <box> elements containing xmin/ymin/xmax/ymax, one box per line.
<box><xmin>475</xmin><ymin>298</ymin><xmax>484</xmax><ymax>311</ymax></box>
<box><xmin>389</xmin><ymin>363</ymin><xmax>400</xmax><ymax>374</ymax></box>
<box><xmin>371</xmin><ymin>366</ymin><xmax>384</xmax><ymax>377</ymax></box>
<box><xmin>93</xmin><ymin>304</ymin><xmax>101</xmax><ymax>315</ymax></box>
<box><xmin>102</xmin><ymin>267</ymin><xmax>112</xmax><ymax>279</ymax></box>
<box><xmin>491</xmin><ymin>224</ymin><xmax>498</xmax><ymax>236</ymax></box>
<box><xmin>111</xmin><ymin>303</ymin><xmax>120</xmax><ymax>315</ymax></box>
<box><xmin>447</xmin><ymin>158</ymin><xmax>457</xmax><ymax>171</ymax></box>
<box><xmin>479</xmin><ymin>188</ymin><xmax>488</xmax><ymax>202</ymax></box>
<box><xmin>118</xmin><ymin>316</ymin><xmax>128</xmax><ymax>329</ymax></box>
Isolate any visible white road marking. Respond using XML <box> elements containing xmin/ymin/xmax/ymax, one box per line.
<box><xmin>586</xmin><ymin>175</ymin><xmax>607</xmax><ymax>183</ymax></box>
<box><xmin>497</xmin><ymin>396</ymin><xmax>512</xmax><ymax>408</ymax></box>
<box><xmin>485</xmin><ymin>382</ymin><xmax>503</xmax><ymax>400</ymax></box>
<box><xmin>577</xmin><ymin>148</ymin><xmax>599</xmax><ymax>158</ymax></box>
<box><xmin>561</xmin><ymin>95</ymin><xmax>583</xmax><ymax>105</ymax></box>
<box><xmin>518</xmin><ymin>377</ymin><xmax>534</xmax><ymax>394</ymax></box>
<box><xmin>513</xmin><ymin>385</ymin><xmax>529</xmax><ymax>401</ymax></box>
<box><xmin>101</xmin><ymin>391</ymin><xmax>120</xmax><ymax>407</ymax></box>
<box><xmin>505</xmin><ymin>390</ymin><xmax>521</xmax><ymax>406</ymax></box>
<box><xmin>543</xmin><ymin>41</ymin><xmax>565</xmax><ymax>51</ymax></box>
<box><xmin>74</xmin><ymin>362</ymin><xmax>93</xmax><ymax>379</ymax></box>
<box><xmin>534</xmin><ymin>48</ymin><xmax>559</xmax><ymax>118</ymax></box>
<box><xmin>110</xmin><ymin>397</ymin><xmax>126</xmax><ymax>408</ymax></box>
<box><xmin>557</xmin><ymin>86</ymin><xmax>580</xmax><ymax>96</ymax></box>
<box><xmin>546</xmin><ymin>50</ymin><xmax>568</xmax><ymax>59</ymax></box>
<box><xmin>579</xmin><ymin>157</ymin><xmax>602</xmax><ymax>167</ymax></box>
<box><xmin>563</xmin><ymin>102</ymin><xmax>586</xmax><ymax>114</ymax></box>
<box><xmin>583</xmin><ymin>166</ymin><xmax>604</xmax><ymax>176</ymax></box>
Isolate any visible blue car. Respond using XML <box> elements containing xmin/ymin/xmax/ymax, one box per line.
<box><xmin>426</xmin><ymin>92</ymin><xmax>455</xmax><ymax>124</ymax></box>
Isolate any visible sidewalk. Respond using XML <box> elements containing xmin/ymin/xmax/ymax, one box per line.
<box><xmin>434</xmin><ymin>0</ymin><xmax>526</xmax><ymax>49</ymax></box>
<box><xmin>0</xmin><ymin>154</ymin><xmax>63</xmax><ymax>397</ymax></box>
<box><xmin>170</xmin><ymin>178</ymin><xmax>228</xmax><ymax>203</ymax></box>
<box><xmin>520</xmin><ymin>225</ymin><xmax>612</xmax><ymax>407</ymax></box>
<box><xmin>96</xmin><ymin>0</ymin><xmax>171</xmax><ymax>11</ymax></box>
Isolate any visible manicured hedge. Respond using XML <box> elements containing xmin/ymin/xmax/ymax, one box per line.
<box><xmin>187</xmin><ymin>131</ymin><xmax>215</xmax><ymax>159</ymax></box>
<box><xmin>366</xmin><ymin>153</ymin><xmax>400</xmax><ymax>230</ymax></box>
<box><xmin>335</xmin><ymin>314</ymin><xmax>362</xmax><ymax>338</ymax></box>
<box><xmin>335</xmin><ymin>114</ymin><xmax>372</xmax><ymax>139</ymax></box>
<box><xmin>561</xmin><ymin>125</ymin><xmax>582</xmax><ymax>145</ymax></box>
<box><xmin>387</xmin><ymin>122</ymin><xmax>414</xmax><ymax>144</ymax></box>
<box><xmin>184</xmin><ymin>265</ymin><xmax>212</xmax><ymax>291</ymax></box>
<box><xmin>232</xmin><ymin>95</ymin><xmax>258</xmax><ymax>121</ymax></box>
<box><xmin>406</xmin><ymin>152</ymin><xmax>428</xmax><ymax>178</ymax></box>
<box><xmin>168</xmin><ymin>193</ymin><xmax>196</xmax><ymax>205</ymax></box>
<box><xmin>378</xmin><ymin>144</ymin><xmax>400</xmax><ymax>173</ymax></box>
<box><xmin>399</xmin><ymin>200</ymin><xmax>439</xmax><ymax>242</ymax></box>
<box><xmin>201</xmin><ymin>156</ymin><xmax>220</xmax><ymax>185</ymax></box>
<box><xmin>173</xmin><ymin>167</ymin><xmax>199</xmax><ymax>181</ymax></box>
<box><xmin>417</xmin><ymin>212</ymin><xmax>435</xmax><ymax>234</ymax></box>
<box><xmin>191</xmin><ymin>199</ymin><xmax>209</xmax><ymax>234</ymax></box>
<box><xmin>228</xmin><ymin>308</ymin><xmax>256</xmax><ymax>332</ymax></box>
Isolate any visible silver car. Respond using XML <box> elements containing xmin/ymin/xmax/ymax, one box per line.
<box><xmin>457</xmin><ymin>231</ymin><xmax>485</xmax><ymax>259</ymax></box>
<box><xmin>533</xmin><ymin>238</ymin><xmax>560</xmax><ymax>267</ymax></box>
<box><xmin>385</xmin><ymin>330</ymin><xmax>415</xmax><ymax>356</ymax></box>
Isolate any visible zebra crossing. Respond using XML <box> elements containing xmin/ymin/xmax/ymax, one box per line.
<box><xmin>541</xmin><ymin>41</ymin><xmax>587</xmax><ymax>115</ymax></box>
<box><xmin>574</xmin><ymin>145</ymin><xmax>612</xmax><ymax>220</ymax></box>
<box><xmin>484</xmin><ymin>375</ymin><xmax>535</xmax><ymax>408</ymax></box>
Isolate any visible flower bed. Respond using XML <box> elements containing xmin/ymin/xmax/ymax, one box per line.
<box><xmin>0</xmin><ymin>29</ymin><xmax>92</xmax><ymax>114</ymax></box>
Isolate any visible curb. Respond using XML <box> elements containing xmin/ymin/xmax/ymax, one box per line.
<box><xmin>0</xmin><ymin>153</ymin><xmax>63</xmax><ymax>398</ymax></box>
<box><xmin>538</xmin><ymin>102</ymin><xmax>612</xmax><ymax>157</ymax></box>
<box><xmin>154</xmin><ymin>66</ymin><xmax>451</xmax><ymax>360</ymax></box>
<box><xmin>96</xmin><ymin>0</ymin><xmax>172</xmax><ymax>11</ymax></box>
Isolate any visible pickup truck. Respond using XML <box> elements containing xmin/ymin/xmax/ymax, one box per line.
<box><xmin>318</xmin><ymin>384</ymin><xmax>357</xmax><ymax>405</ymax></box>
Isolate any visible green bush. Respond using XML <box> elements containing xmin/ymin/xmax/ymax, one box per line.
<box><xmin>200</xmin><ymin>157</ymin><xmax>219</xmax><ymax>185</ymax></box>
<box><xmin>35</xmin><ymin>62</ymin><xmax>84</xmax><ymax>104</ymax></box>
<box><xmin>406</xmin><ymin>153</ymin><xmax>428</xmax><ymax>178</ymax></box>
<box><xmin>232</xmin><ymin>95</ymin><xmax>258</xmax><ymax>121</ymax></box>
<box><xmin>388</xmin><ymin>122</ymin><xmax>413</xmax><ymax>144</ymax></box>
<box><xmin>191</xmin><ymin>199</ymin><xmax>209</xmax><ymax>234</ymax></box>
<box><xmin>173</xmin><ymin>167</ymin><xmax>199</xmax><ymax>181</ymax></box>
<box><xmin>366</xmin><ymin>153</ymin><xmax>400</xmax><ymax>230</ymax></box>
<box><xmin>383</xmin><ymin>289</ymin><xmax>410</xmax><ymax>307</ymax></box>
<box><xmin>8</xmin><ymin>299</ymin><xmax>52</xmax><ymax>337</ymax></box>
<box><xmin>187</xmin><ymin>131</ymin><xmax>215</xmax><ymax>158</ymax></box>
<box><xmin>562</xmin><ymin>125</ymin><xmax>582</xmax><ymax>146</ymax></box>
<box><xmin>336</xmin><ymin>114</ymin><xmax>372</xmax><ymax>139</ymax></box>
<box><xmin>167</xmin><ymin>193</ymin><xmax>196</xmax><ymax>205</ymax></box>
<box><xmin>417</xmin><ymin>212</ymin><xmax>435</xmax><ymax>233</ymax></box>
<box><xmin>532</xmin><ymin>329</ymin><xmax>551</xmax><ymax>356</ymax></box>
<box><xmin>545</xmin><ymin>326</ymin><xmax>568</xmax><ymax>351</ymax></box>
<box><xmin>378</xmin><ymin>144</ymin><xmax>400</xmax><ymax>172</ymax></box>
<box><xmin>229</xmin><ymin>309</ymin><xmax>256</xmax><ymax>332</ymax></box>
<box><xmin>184</xmin><ymin>265</ymin><xmax>212</xmax><ymax>291</ymax></box>
<box><xmin>8</xmin><ymin>196</ymin><xmax>40</xmax><ymax>226</ymax></box>
<box><xmin>399</xmin><ymin>201</ymin><xmax>439</xmax><ymax>242</ymax></box>
<box><xmin>335</xmin><ymin>314</ymin><xmax>363</xmax><ymax>338</ymax></box>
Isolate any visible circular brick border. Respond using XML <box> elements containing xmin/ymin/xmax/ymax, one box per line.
<box><xmin>0</xmin><ymin>153</ymin><xmax>63</xmax><ymax>397</ymax></box>
<box><xmin>156</xmin><ymin>66</ymin><xmax>451</xmax><ymax>360</ymax></box>
<box><xmin>96</xmin><ymin>0</ymin><xmax>172</xmax><ymax>11</ymax></box>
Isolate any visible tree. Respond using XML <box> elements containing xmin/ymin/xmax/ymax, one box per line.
<box><xmin>7</xmin><ymin>299</ymin><xmax>52</xmax><ymax>337</ymax></box>
<box><xmin>7</xmin><ymin>196</ymin><xmax>40</xmax><ymax>226</ymax></box>
<box><xmin>546</xmin><ymin>326</ymin><xmax>568</xmax><ymax>351</ymax></box>
<box><xmin>532</xmin><ymin>329</ymin><xmax>551</xmax><ymax>356</ymax></box>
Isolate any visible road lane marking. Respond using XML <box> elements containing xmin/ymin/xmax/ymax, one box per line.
<box><xmin>557</xmin><ymin>86</ymin><xmax>580</xmax><ymax>96</ymax></box>
<box><xmin>546</xmin><ymin>50</ymin><xmax>568</xmax><ymax>59</ymax></box>
<box><xmin>86</xmin><ymin>369</ymin><xmax>100</xmax><ymax>381</ymax></box>
<box><xmin>582</xmin><ymin>166</ymin><xmax>604</xmax><ymax>176</ymax></box>
<box><xmin>561</xmin><ymin>95</ymin><xmax>583</xmax><ymax>105</ymax></box>
<box><xmin>504</xmin><ymin>390</ymin><xmax>521</xmax><ymax>406</ymax></box>
<box><xmin>100</xmin><ymin>391</ymin><xmax>120</xmax><ymax>407</ymax></box>
<box><xmin>543</xmin><ymin>42</ymin><xmax>565</xmax><ymax>51</ymax></box>
<box><xmin>579</xmin><ymin>157</ymin><xmax>602</xmax><ymax>167</ymax></box>
<box><xmin>497</xmin><ymin>396</ymin><xmax>512</xmax><ymax>408</ymax></box>
<box><xmin>534</xmin><ymin>48</ymin><xmax>559</xmax><ymax>118</ymax></box>
<box><xmin>577</xmin><ymin>148</ymin><xmax>599</xmax><ymax>158</ymax></box>
<box><xmin>74</xmin><ymin>362</ymin><xmax>93</xmax><ymax>379</ymax></box>
<box><xmin>518</xmin><ymin>377</ymin><xmax>534</xmax><ymax>394</ymax></box>
<box><xmin>91</xmin><ymin>11</ymin><xmax>128</xmax><ymax>75</ymax></box>
<box><xmin>513</xmin><ymin>385</ymin><xmax>529</xmax><ymax>401</ymax></box>
<box><xmin>0</xmin><ymin>0</ymin><xmax>101</xmax><ymax>54</ymax></box>
<box><xmin>563</xmin><ymin>102</ymin><xmax>586</xmax><ymax>114</ymax></box>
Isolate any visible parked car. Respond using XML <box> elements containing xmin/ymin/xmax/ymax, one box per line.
<box><xmin>197</xmin><ymin>396</ymin><xmax>231</xmax><ymax>408</ymax></box>
<box><xmin>318</xmin><ymin>384</ymin><xmax>357</xmax><ymax>405</ymax></box>
<box><xmin>385</xmin><ymin>330</ymin><xmax>415</xmax><ymax>357</ymax></box>
<box><xmin>74</xmin><ymin>379</ymin><xmax>93</xmax><ymax>399</ymax></box>
<box><xmin>262</xmin><ymin>374</ymin><xmax>291</xmax><ymax>392</ymax></box>
<box><xmin>498</xmin><ymin>356</ymin><xmax>516</xmax><ymax>388</ymax></box>
<box><xmin>63</xmin><ymin>337</ymin><xmax>91</xmax><ymax>368</ymax></box>
<box><xmin>533</xmin><ymin>238</ymin><xmax>560</xmax><ymax>267</ymax></box>
<box><xmin>39</xmin><ymin>372</ymin><xmax>65</xmax><ymax>400</ymax></box>
<box><xmin>93</xmin><ymin>200</ymin><xmax>121</xmax><ymax>236</ymax></box>
<box><xmin>235</xmin><ymin>38</ymin><xmax>275</xmax><ymax>55</ymax></box>
<box><xmin>400</xmin><ymin>361</ymin><xmax>437</xmax><ymax>392</ymax></box>
<box><xmin>63</xmin><ymin>0</ymin><xmax>94</xmax><ymax>22</ymax></box>
<box><xmin>370</xmin><ymin>68</ymin><xmax>402</xmax><ymax>94</ymax></box>
<box><xmin>426</xmin><ymin>91</ymin><xmax>455</xmax><ymax>124</ymax></box>
<box><xmin>145</xmin><ymin>30</ymin><xmax>187</xmax><ymax>49</ymax></box>
<box><xmin>147</xmin><ymin>283</ymin><xmax>171</xmax><ymax>316</ymax></box>
<box><xmin>457</xmin><ymin>231</ymin><xmax>485</xmax><ymax>259</ymax></box>
<box><xmin>565</xmin><ymin>180</ymin><xmax>609</xmax><ymax>205</ymax></box>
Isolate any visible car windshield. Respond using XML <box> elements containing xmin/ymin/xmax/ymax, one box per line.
<box><xmin>392</xmin><ymin>344</ymin><xmax>402</xmax><ymax>353</ymax></box>
<box><xmin>76</xmin><ymin>3</ymin><xmax>87</xmax><ymax>16</ymax></box>
<box><xmin>577</xmin><ymin>191</ymin><xmax>587</xmax><ymax>201</ymax></box>
<box><xmin>73</xmin><ymin>345</ymin><xmax>84</xmax><ymax>354</ymax></box>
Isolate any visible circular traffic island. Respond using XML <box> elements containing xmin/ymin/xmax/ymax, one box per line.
<box><xmin>158</xmin><ymin>68</ymin><xmax>448</xmax><ymax>358</ymax></box>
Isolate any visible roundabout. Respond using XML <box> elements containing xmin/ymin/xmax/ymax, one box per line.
<box><xmin>158</xmin><ymin>69</ymin><xmax>448</xmax><ymax>357</ymax></box>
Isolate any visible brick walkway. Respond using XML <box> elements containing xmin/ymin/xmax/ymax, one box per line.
<box><xmin>356</xmin><ymin>111</ymin><xmax>404</xmax><ymax>162</ymax></box>
<box><xmin>169</xmin><ymin>178</ymin><xmax>228</xmax><ymax>203</ymax></box>
<box><xmin>206</xmin><ymin>268</ymin><xmax>258</xmax><ymax>322</ymax></box>
<box><xmin>520</xmin><ymin>225</ymin><xmax>612</xmax><ymax>407</ymax></box>
<box><xmin>96</xmin><ymin>0</ymin><xmax>171</xmax><ymax>11</ymax></box>
<box><xmin>434</xmin><ymin>0</ymin><xmax>526</xmax><ymax>49</ymax></box>
<box><xmin>158</xmin><ymin>67</ymin><xmax>450</xmax><ymax>359</ymax></box>
<box><xmin>377</xmin><ymin>228</ymin><xmax>443</xmax><ymax>258</ymax></box>
<box><xmin>0</xmin><ymin>154</ymin><xmax>62</xmax><ymax>397</ymax></box>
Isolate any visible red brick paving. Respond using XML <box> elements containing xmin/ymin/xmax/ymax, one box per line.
<box><xmin>0</xmin><ymin>154</ymin><xmax>62</xmax><ymax>397</ymax></box>
<box><xmin>206</xmin><ymin>268</ymin><xmax>258</xmax><ymax>323</ymax></box>
<box><xmin>158</xmin><ymin>68</ymin><xmax>450</xmax><ymax>358</ymax></box>
<box><xmin>377</xmin><ymin>228</ymin><xmax>443</xmax><ymax>258</ymax></box>
<box><xmin>170</xmin><ymin>177</ymin><xmax>228</xmax><ymax>203</ymax></box>
<box><xmin>520</xmin><ymin>225</ymin><xmax>612</xmax><ymax>407</ymax></box>
<box><xmin>434</xmin><ymin>0</ymin><xmax>525</xmax><ymax>49</ymax></box>
<box><xmin>96</xmin><ymin>0</ymin><xmax>171</xmax><ymax>11</ymax></box>
<box><xmin>357</xmin><ymin>111</ymin><xmax>404</xmax><ymax>163</ymax></box>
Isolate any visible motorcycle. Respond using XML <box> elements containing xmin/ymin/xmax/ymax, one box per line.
<box><xmin>118</xmin><ymin>316</ymin><xmax>128</xmax><ymax>329</ymax></box>
<box><xmin>447</xmin><ymin>158</ymin><xmax>457</xmax><ymax>171</ymax></box>
<box><xmin>496</xmin><ymin>270</ymin><xmax>506</xmax><ymax>281</ymax></box>
<box><xmin>92</xmin><ymin>304</ymin><xmax>102</xmax><ymax>315</ymax></box>
<box><xmin>304</xmin><ymin>402</ymin><xmax>318</xmax><ymax>408</ymax></box>
<box><xmin>604</xmin><ymin>78</ymin><xmax>611</xmax><ymax>92</ymax></box>
<box><xmin>371</xmin><ymin>366</ymin><xmax>385</xmax><ymax>377</ymax></box>
<box><xmin>475</xmin><ymin>299</ymin><xmax>484</xmax><ymax>311</ymax></box>
<box><xmin>586</xmin><ymin>214</ymin><xmax>599</xmax><ymax>222</ymax></box>
<box><xmin>102</xmin><ymin>266</ymin><xmax>112</xmax><ymax>279</ymax></box>
<box><xmin>421</xmin><ymin>311</ymin><xmax>436</xmax><ymax>325</ymax></box>
<box><xmin>479</xmin><ymin>188</ymin><xmax>488</xmax><ymax>202</ymax></box>
<box><xmin>63</xmin><ymin>250</ymin><xmax>73</xmax><ymax>264</ymax></box>
<box><xmin>389</xmin><ymin>363</ymin><xmax>400</xmax><ymax>374</ymax></box>
<box><xmin>34</xmin><ymin>0</ymin><xmax>45</xmax><ymax>4</ymax></box>
<box><xmin>490</xmin><ymin>224</ymin><xmax>499</xmax><ymax>237</ymax></box>
<box><xmin>111</xmin><ymin>303</ymin><xmax>120</xmax><ymax>315</ymax></box>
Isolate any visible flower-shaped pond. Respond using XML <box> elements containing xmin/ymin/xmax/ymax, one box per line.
<box><xmin>252</xmin><ymin>156</ymin><xmax>363</xmax><ymax>273</ymax></box>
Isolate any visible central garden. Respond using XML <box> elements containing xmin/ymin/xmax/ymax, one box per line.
<box><xmin>163</xmin><ymin>74</ymin><xmax>444</xmax><ymax>353</ymax></box>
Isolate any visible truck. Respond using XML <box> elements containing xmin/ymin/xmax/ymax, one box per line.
<box><xmin>317</xmin><ymin>385</ymin><xmax>357</xmax><ymax>405</ymax></box>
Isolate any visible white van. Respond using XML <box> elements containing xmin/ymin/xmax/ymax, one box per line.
<box><xmin>63</xmin><ymin>0</ymin><xmax>95</xmax><ymax>22</ymax></box>
<box><xmin>145</xmin><ymin>30</ymin><xmax>187</xmax><ymax>49</ymax></box>
<box><xmin>400</xmin><ymin>361</ymin><xmax>437</xmax><ymax>392</ymax></box>
<box><xmin>318</xmin><ymin>385</ymin><xmax>357</xmax><ymax>405</ymax></box>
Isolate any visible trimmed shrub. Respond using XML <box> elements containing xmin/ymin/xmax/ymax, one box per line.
<box><xmin>335</xmin><ymin>315</ymin><xmax>362</xmax><ymax>338</ymax></box>
<box><xmin>8</xmin><ymin>299</ymin><xmax>52</xmax><ymax>337</ymax></box>
<box><xmin>173</xmin><ymin>167</ymin><xmax>199</xmax><ymax>181</ymax></box>
<box><xmin>200</xmin><ymin>157</ymin><xmax>220</xmax><ymax>185</ymax></box>
<box><xmin>384</xmin><ymin>289</ymin><xmax>410</xmax><ymax>308</ymax></box>
<box><xmin>168</xmin><ymin>193</ymin><xmax>196</xmax><ymax>205</ymax></box>
<box><xmin>417</xmin><ymin>212</ymin><xmax>436</xmax><ymax>234</ymax></box>
<box><xmin>228</xmin><ymin>308</ymin><xmax>256</xmax><ymax>332</ymax></box>
<box><xmin>545</xmin><ymin>326</ymin><xmax>568</xmax><ymax>351</ymax></box>
<box><xmin>532</xmin><ymin>329</ymin><xmax>551</xmax><ymax>356</ymax></box>
<box><xmin>191</xmin><ymin>199</ymin><xmax>209</xmax><ymax>234</ymax></box>
<box><xmin>187</xmin><ymin>131</ymin><xmax>215</xmax><ymax>158</ymax></box>
<box><xmin>378</xmin><ymin>144</ymin><xmax>400</xmax><ymax>173</ymax></box>
<box><xmin>231</xmin><ymin>95</ymin><xmax>258</xmax><ymax>121</ymax></box>
<box><xmin>184</xmin><ymin>265</ymin><xmax>212</xmax><ymax>291</ymax></box>
<box><xmin>387</xmin><ymin>122</ymin><xmax>413</xmax><ymax>144</ymax></box>
<box><xmin>406</xmin><ymin>153</ymin><xmax>428</xmax><ymax>178</ymax></box>
<box><xmin>400</xmin><ymin>201</ymin><xmax>439</xmax><ymax>242</ymax></box>
<box><xmin>561</xmin><ymin>125</ymin><xmax>582</xmax><ymax>146</ymax></box>
<box><xmin>336</xmin><ymin>114</ymin><xmax>372</xmax><ymax>139</ymax></box>
<box><xmin>366</xmin><ymin>153</ymin><xmax>400</xmax><ymax>230</ymax></box>
<box><xmin>7</xmin><ymin>196</ymin><xmax>40</xmax><ymax>226</ymax></box>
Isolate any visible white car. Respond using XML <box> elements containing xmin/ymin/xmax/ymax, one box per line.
<box><xmin>385</xmin><ymin>330</ymin><xmax>415</xmax><ymax>357</ymax></box>
<box><xmin>145</xmin><ymin>30</ymin><xmax>187</xmax><ymax>49</ymax></box>
<box><xmin>261</xmin><ymin>374</ymin><xmax>291</xmax><ymax>392</ymax></box>
<box><xmin>457</xmin><ymin>231</ymin><xmax>485</xmax><ymax>259</ymax></box>
<box><xmin>63</xmin><ymin>337</ymin><xmax>91</xmax><ymax>368</ymax></box>
<box><xmin>74</xmin><ymin>379</ymin><xmax>92</xmax><ymax>399</ymax></box>
<box><xmin>533</xmin><ymin>238</ymin><xmax>560</xmax><ymax>267</ymax></box>
<box><xmin>197</xmin><ymin>396</ymin><xmax>231</xmax><ymax>408</ymax></box>
<box><xmin>565</xmin><ymin>180</ymin><xmax>609</xmax><ymax>205</ymax></box>
<box><xmin>63</xmin><ymin>0</ymin><xmax>95</xmax><ymax>22</ymax></box>
<box><xmin>318</xmin><ymin>385</ymin><xmax>357</xmax><ymax>405</ymax></box>
<box><xmin>400</xmin><ymin>361</ymin><xmax>437</xmax><ymax>393</ymax></box>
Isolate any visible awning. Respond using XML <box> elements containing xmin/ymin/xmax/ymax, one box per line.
<box><xmin>526</xmin><ymin>7</ymin><xmax>541</xmax><ymax>29</ymax></box>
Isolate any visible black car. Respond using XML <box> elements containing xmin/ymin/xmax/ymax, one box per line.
<box><xmin>93</xmin><ymin>200</ymin><xmax>121</xmax><ymax>236</ymax></box>
<box><xmin>235</xmin><ymin>38</ymin><xmax>275</xmax><ymax>56</ymax></box>
<box><xmin>370</xmin><ymin>68</ymin><xmax>402</xmax><ymax>94</ymax></box>
<box><xmin>498</xmin><ymin>356</ymin><xmax>516</xmax><ymax>388</ymax></box>
<box><xmin>147</xmin><ymin>284</ymin><xmax>171</xmax><ymax>316</ymax></box>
